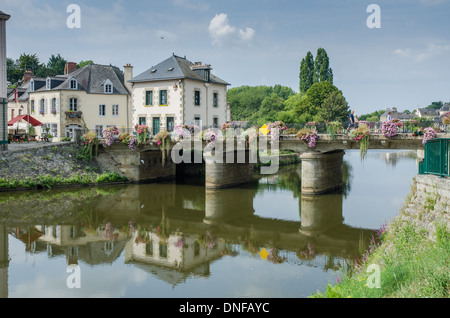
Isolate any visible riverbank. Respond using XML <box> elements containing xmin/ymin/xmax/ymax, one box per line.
<box><xmin>0</xmin><ymin>142</ymin><xmax>129</xmax><ymax>192</ymax></box>
<box><xmin>311</xmin><ymin>174</ymin><xmax>450</xmax><ymax>298</ymax></box>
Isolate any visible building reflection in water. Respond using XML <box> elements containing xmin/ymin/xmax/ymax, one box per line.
<box><xmin>0</xmin><ymin>165</ymin><xmax>377</xmax><ymax>294</ymax></box>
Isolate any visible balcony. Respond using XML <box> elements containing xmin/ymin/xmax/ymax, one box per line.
<box><xmin>65</xmin><ymin>111</ymin><xmax>83</xmax><ymax>119</ymax></box>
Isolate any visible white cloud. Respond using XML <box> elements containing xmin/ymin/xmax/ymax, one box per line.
<box><xmin>393</xmin><ymin>43</ymin><xmax>450</xmax><ymax>62</ymax></box>
<box><xmin>208</xmin><ymin>13</ymin><xmax>255</xmax><ymax>46</ymax></box>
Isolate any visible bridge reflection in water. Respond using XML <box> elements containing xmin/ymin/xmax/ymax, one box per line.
<box><xmin>0</xmin><ymin>166</ymin><xmax>378</xmax><ymax>294</ymax></box>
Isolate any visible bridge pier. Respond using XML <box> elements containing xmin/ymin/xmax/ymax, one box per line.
<box><xmin>204</xmin><ymin>188</ymin><xmax>255</xmax><ymax>224</ymax></box>
<box><xmin>299</xmin><ymin>194</ymin><xmax>344</xmax><ymax>236</ymax></box>
<box><xmin>204</xmin><ymin>149</ymin><xmax>254</xmax><ymax>189</ymax></box>
<box><xmin>300</xmin><ymin>150</ymin><xmax>344</xmax><ymax>195</ymax></box>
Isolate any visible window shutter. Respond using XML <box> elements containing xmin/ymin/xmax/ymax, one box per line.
<box><xmin>44</xmin><ymin>99</ymin><xmax>48</xmax><ymax>114</ymax></box>
<box><xmin>56</xmin><ymin>98</ymin><xmax>59</xmax><ymax>113</ymax></box>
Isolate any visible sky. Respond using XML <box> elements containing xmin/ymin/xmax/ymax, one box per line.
<box><xmin>2</xmin><ymin>0</ymin><xmax>450</xmax><ymax>115</ymax></box>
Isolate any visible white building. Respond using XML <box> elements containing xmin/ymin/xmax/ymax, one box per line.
<box><xmin>129</xmin><ymin>54</ymin><xmax>231</xmax><ymax>135</ymax></box>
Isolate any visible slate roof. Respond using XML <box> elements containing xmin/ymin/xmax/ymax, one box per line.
<box><xmin>130</xmin><ymin>54</ymin><xmax>230</xmax><ymax>86</ymax></box>
<box><xmin>33</xmin><ymin>64</ymin><xmax>130</xmax><ymax>95</ymax></box>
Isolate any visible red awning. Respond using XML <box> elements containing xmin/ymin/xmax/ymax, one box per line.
<box><xmin>8</xmin><ymin>114</ymin><xmax>43</xmax><ymax>126</ymax></box>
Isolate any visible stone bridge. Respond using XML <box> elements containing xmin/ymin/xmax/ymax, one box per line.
<box><xmin>97</xmin><ymin>133</ymin><xmax>441</xmax><ymax>195</ymax></box>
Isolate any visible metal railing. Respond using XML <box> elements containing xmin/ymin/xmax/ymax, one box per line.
<box><xmin>419</xmin><ymin>138</ymin><xmax>450</xmax><ymax>177</ymax></box>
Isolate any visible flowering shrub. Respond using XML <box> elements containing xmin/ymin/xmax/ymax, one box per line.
<box><xmin>382</xmin><ymin>119</ymin><xmax>402</xmax><ymax>137</ymax></box>
<box><xmin>102</xmin><ymin>126</ymin><xmax>119</xmax><ymax>146</ymax></box>
<box><xmin>221</xmin><ymin>121</ymin><xmax>239</xmax><ymax>132</ymax></box>
<box><xmin>297</xmin><ymin>128</ymin><xmax>319</xmax><ymax>148</ymax></box>
<box><xmin>155</xmin><ymin>131</ymin><xmax>171</xmax><ymax>165</ymax></box>
<box><xmin>326</xmin><ymin>121</ymin><xmax>343</xmax><ymax>139</ymax></box>
<box><xmin>442</xmin><ymin>112</ymin><xmax>450</xmax><ymax>125</ymax></box>
<box><xmin>201</xmin><ymin>128</ymin><xmax>218</xmax><ymax>143</ymax></box>
<box><xmin>422</xmin><ymin>127</ymin><xmax>437</xmax><ymax>144</ymax></box>
<box><xmin>134</xmin><ymin>124</ymin><xmax>149</xmax><ymax>144</ymax></box>
<box><xmin>128</xmin><ymin>136</ymin><xmax>138</xmax><ymax>150</ymax></box>
<box><xmin>267</xmin><ymin>121</ymin><xmax>287</xmax><ymax>132</ymax></box>
<box><xmin>350</xmin><ymin>124</ymin><xmax>370</xmax><ymax>159</ymax></box>
<box><xmin>174</xmin><ymin>124</ymin><xmax>199</xmax><ymax>138</ymax></box>
<box><xmin>79</xmin><ymin>131</ymin><xmax>98</xmax><ymax>160</ymax></box>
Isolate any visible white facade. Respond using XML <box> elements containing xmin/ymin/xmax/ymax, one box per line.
<box><xmin>132</xmin><ymin>78</ymin><xmax>228</xmax><ymax>133</ymax></box>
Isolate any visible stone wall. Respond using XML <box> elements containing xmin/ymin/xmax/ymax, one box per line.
<box><xmin>399</xmin><ymin>174</ymin><xmax>450</xmax><ymax>240</ymax></box>
<box><xmin>0</xmin><ymin>142</ymin><xmax>102</xmax><ymax>182</ymax></box>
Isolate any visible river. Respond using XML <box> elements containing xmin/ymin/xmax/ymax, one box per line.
<box><xmin>0</xmin><ymin>149</ymin><xmax>419</xmax><ymax>298</ymax></box>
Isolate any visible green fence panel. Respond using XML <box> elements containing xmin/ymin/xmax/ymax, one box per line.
<box><xmin>421</xmin><ymin>138</ymin><xmax>450</xmax><ymax>177</ymax></box>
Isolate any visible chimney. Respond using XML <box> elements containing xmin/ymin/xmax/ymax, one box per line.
<box><xmin>123</xmin><ymin>64</ymin><xmax>133</xmax><ymax>92</ymax></box>
<box><xmin>23</xmin><ymin>70</ymin><xmax>33</xmax><ymax>83</ymax></box>
<box><xmin>64</xmin><ymin>62</ymin><xmax>77</xmax><ymax>75</ymax></box>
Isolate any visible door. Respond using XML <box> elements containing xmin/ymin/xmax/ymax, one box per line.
<box><xmin>166</xmin><ymin>117</ymin><xmax>174</xmax><ymax>132</ymax></box>
<box><xmin>152</xmin><ymin>117</ymin><xmax>160</xmax><ymax>135</ymax></box>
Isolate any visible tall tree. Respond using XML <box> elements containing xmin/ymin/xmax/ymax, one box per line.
<box><xmin>299</xmin><ymin>51</ymin><xmax>314</xmax><ymax>93</ymax></box>
<box><xmin>313</xmin><ymin>48</ymin><xmax>333</xmax><ymax>84</ymax></box>
<box><xmin>17</xmin><ymin>53</ymin><xmax>40</xmax><ymax>74</ymax></box>
<box><xmin>47</xmin><ymin>54</ymin><xmax>67</xmax><ymax>76</ymax></box>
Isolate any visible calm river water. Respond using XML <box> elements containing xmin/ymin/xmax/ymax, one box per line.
<box><xmin>0</xmin><ymin>150</ymin><xmax>418</xmax><ymax>298</ymax></box>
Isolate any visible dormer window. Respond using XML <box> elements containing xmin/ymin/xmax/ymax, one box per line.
<box><xmin>46</xmin><ymin>78</ymin><xmax>51</xmax><ymax>90</ymax></box>
<box><xmin>69</xmin><ymin>78</ymin><xmax>78</xmax><ymax>90</ymax></box>
<box><xmin>30</xmin><ymin>79</ymin><xmax>35</xmax><ymax>92</ymax></box>
<box><xmin>104</xmin><ymin>79</ymin><xmax>113</xmax><ymax>94</ymax></box>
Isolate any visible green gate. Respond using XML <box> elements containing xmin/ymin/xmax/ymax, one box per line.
<box><xmin>419</xmin><ymin>138</ymin><xmax>450</xmax><ymax>177</ymax></box>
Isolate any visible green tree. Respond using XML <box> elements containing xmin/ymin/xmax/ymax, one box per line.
<box><xmin>17</xmin><ymin>53</ymin><xmax>40</xmax><ymax>74</ymax></box>
<box><xmin>306</xmin><ymin>81</ymin><xmax>338</xmax><ymax>112</ymax></box>
<box><xmin>252</xmin><ymin>93</ymin><xmax>286</xmax><ymax>125</ymax></box>
<box><xmin>7</xmin><ymin>57</ymin><xmax>22</xmax><ymax>85</ymax></box>
<box><xmin>313</xmin><ymin>48</ymin><xmax>333</xmax><ymax>84</ymax></box>
<box><xmin>359</xmin><ymin>110</ymin><xmax>385</xmax><ymax>121</ymax></box>
<box><xmin>47</xmin><ymin>54</ymin><xmax>67</xmax><ymax>76</ymax></box>
<box><xmin>426</xmin><ymin>101</ymin><xmax>443</xmax><ymax>110</ymax></box>
<box><xmin>318</xmin><ymin>91</ymin><xmax>349</xmax><ymax>122</ymax></box>
<box><xmin>299</xmin><ymin>51</ymin><xmax>314</xmax><ymax>93</ymax></box>
<box><xmin>227</xmin><ymin>85</ymin><xmax>295</xmax><ymax>122</ymax></box>
<box><xmin>278</xmin><ymin>93</ymin><xmax>314</xmax><ymax>123</ymax></box>
<box><xmin>77</xmin><ymin>60</ymin><xmax>94</xmax><ymax>68</ymax></box>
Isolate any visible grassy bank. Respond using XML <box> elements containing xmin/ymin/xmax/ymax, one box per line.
<box><xmin>311</xmin><ymin>181</ymin><xmax>450</xmax><ymax>298</ymax></box>
<box><xmin>0</xmin><ymin>171</ymin><xmax>128</xmax><ymax>191</ymax></box>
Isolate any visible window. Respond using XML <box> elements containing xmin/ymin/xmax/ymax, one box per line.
<box><xmin>51</xmin><ymin>98</ymin><xmax>57</xmax><ymax>114</ymax></box>
<box><xmin>40</xmin><ymin>99</ymin><xmax>45</xmax><ymax>114</ymax></box>
<box><xmin>194</xmin><ymin>241</ymin><xmax>200</xmax><ymax>256</ymax></box>
<box><xmin>166</xmin><ymin>117</ymin><xmax>174</xmax><ymax>132</ymax></box>
<box><xmin>139</xmin><ymin>117</ymin><xmax>146</xmax><ymax>126</ymax></box>
<box><xmin>213</xmin><ymin>117</ymin><xmax>218</xmax><ymax>128</ymax></box>
<box><xmin>11</xmin><ymin>109</ymin><xmax>14</xmax><ymax>119</ymax></box>
<box><xmin>146</xmin><ymin>241</ymin><xmax>153</xmax><ymax>256</ymax></box>
<box><xmin>145</xmin><ymin>91</ymin><xmax>153</xmax><ymax>106</ymax></box>
<box><xmin>194</xmin><ymin>90</ymin><xmax>200</xmax><ymax>106</ymax></box>
<box><xmin>46</xmin><ymin>78</ymin><xmax>51</xmax><ymax>90</ymax></box>
<box><xmin>44</xmin><ymin>123</ymin><xmax>58</xmax><ymax>137</ymax></box>
<box><xmin>98</xmin><ymin>105</ymin><xmax>106</xmax><ymax>117</ymax></box>
<box><xmin>19</xmin><ymin>109</ymin><xmax>22</xmax><ymax>116</ymax></box>
<box><xmin>159</xmin><ymin>243</ymin><xmax>168</xmax><ymax>259</ymax></box>
<box><xmin>95</xmin><ymin>125</ymin><xmax>104</xmax><ymax>138</ymax></box>
<box><xmin>112</xmin><ymin>104</ymin><xmax>119</xmax><ymax>116</ymax></box>
<box><xmin>70</xmin><ymin>79</ymin><xmax>77</xmax><ymax>90</ymax></box>
<box><xmin>213</xmin><ymin>93</ymin><xmax>218</xmax><ymax>107</ymax></box>
<box><xmin>31</xmin><ymin>100</ymin><xmax>35</xmax><ymax>113</ymax></box>
<box><xmin>104</xmin><ymin>83</ymin><xmax>112</xmax><ymax>94</ymax></box>
<box><xmin>194</xmin><ymin>116</ymin><xmax>201</xmax><ymax>127</ymax></box>
<box><xmin>69</xmin><ymin>98</ymin><xmax>78</xmax><ymax>112</ymax></box>
<box><xmin>152</xmin><ymin>117</ymin><xmax>160</xmax><ymax>135</ymax></box>
<box><xmin>30</xmin><ymin>79</ymin><xmax>35</xmax><ymax>92</ymax></box>
<box><xmin>159</xmin><ymin>90</ymin><xmax>167</xmax><ymax>105</ymax></box>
